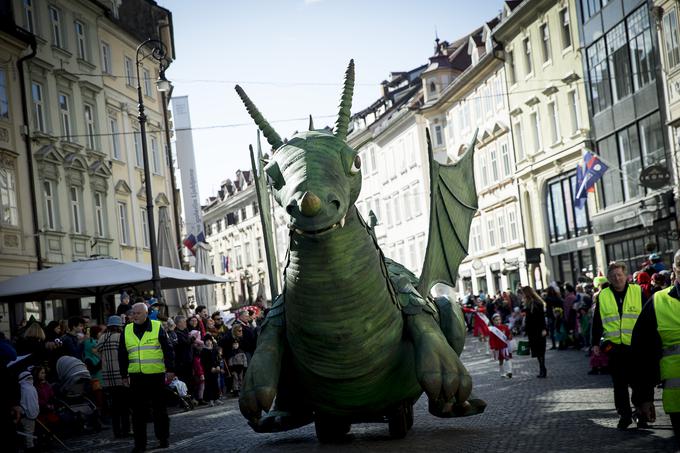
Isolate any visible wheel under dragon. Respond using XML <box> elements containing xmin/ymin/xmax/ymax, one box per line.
<box><xmin>234</xmin><ymin>60</ymin><xmax>486</xmax><ymax>442</ymax></box>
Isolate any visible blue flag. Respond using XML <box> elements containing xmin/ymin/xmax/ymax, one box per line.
<box><xmin>574</xmin><ymin>151</ymin><xmax>608</xmax><ymax>208</ymax></box>
<box><xmin>196</xmin><ymin>231</ymin><xmax>206</xmax><ymax>243</ymax></box>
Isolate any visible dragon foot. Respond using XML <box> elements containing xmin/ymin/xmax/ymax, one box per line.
<box><xmin>248</xmin><ymin>410</ymin><xmax>314</xmax><ymax>433</ymax></box>
<box><xmin>428</xmin><ymin>398</ymin><xmax>487</xmax><ymax>418</ymax></box>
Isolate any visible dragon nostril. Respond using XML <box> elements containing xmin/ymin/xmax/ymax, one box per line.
<box><xmin>286</xmin><ymin>205</ymin><xmax>294</xmax><ymax>215</ymax></box>
<box><xmin>330</xmin><ymin>200</ymin><xmax>341</xmax><ymax>210</ymax></box>
<box><xmin>286</xmin><ymin>199</ymin><xmax>298</xmax><ymax>216</ymax></box>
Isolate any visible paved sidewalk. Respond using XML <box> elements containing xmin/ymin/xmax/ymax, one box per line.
<box><xmin>67</xmin><ymin>336</ymin><xmax>678</xmax><ymax>452</ymax></box>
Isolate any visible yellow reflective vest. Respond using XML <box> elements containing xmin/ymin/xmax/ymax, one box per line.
<box><xmin>654</xmin><ymin>287</ymin><xmax>680</xmax><ymax>413</ymax></box>
<box><xmin>125</xmin><ymin>320</ymin><xmax>166</xmax><ymax>374</ymax></box>
<box><xmin>599</xmin><ymin>284</ymin><xmax>642</xmax><ymax>346</ymax></box>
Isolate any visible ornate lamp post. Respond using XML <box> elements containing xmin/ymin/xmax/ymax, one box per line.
<box><xmin>136</xmin><ymin>38</ymin><xmax>171</xmax><ymax>300</ymax></box>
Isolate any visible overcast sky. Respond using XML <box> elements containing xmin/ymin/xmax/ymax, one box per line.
<box><xmin>158</xmin><ymin>0</ymin><xmax>503</xmax><ymax>202</ymax></box>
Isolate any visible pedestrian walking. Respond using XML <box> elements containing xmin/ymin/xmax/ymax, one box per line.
<box><xmin>488</xmin><ymin>313</ymin><xmax>513</xmax><ymax>378</ymax></box>
<box><xmin>118</xmin><ymin>303</ymin><xmax>175</xmax><ymax>452</ymax></box>
<box><xmin>544</xmin><ymin>286</ymin><xmax>563</xmax><ymax>350</ymax></box>
<box><xmin>591</xmin><ymin>262</ymin><xmax>645</xmax><ymax>430</ymax></box>
<box><xmin>521</xmin><ymin>286</ymin><xmax>547</xmax><ymax>378</ymax></box>
<box><xmin>632</xmin><ymin>248</ymin><xmax>680</xmax><ymax>447</ymax></box>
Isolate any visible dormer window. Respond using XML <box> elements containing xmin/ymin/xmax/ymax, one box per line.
<box><xmin>429</xmin><ymin>80</ymin><xmax>437</xmax><ymax>95</ymax></box>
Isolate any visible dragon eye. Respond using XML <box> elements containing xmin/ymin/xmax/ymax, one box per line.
<box><xmin>264</xmin><ymin>160</ymin><xmax>285</xmax><ymax>190</ymax></box>
<box><xmin>350</xmin><ymin>155</ymin><xmax>361</xmax><ymax>174</ymax></box>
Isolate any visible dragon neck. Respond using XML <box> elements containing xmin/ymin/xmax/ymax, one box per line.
<box><xmin>284</xmin><ymin>205</ymin><xmax>393</xmax><ymax>308</ymax></box>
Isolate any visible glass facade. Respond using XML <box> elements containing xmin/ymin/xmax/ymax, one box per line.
<box><xmin>555</xmin><ymin>248</ymin><xmax>596</xmax><ymax>285</ymax></box>
<box><xmin>605</xmin><ymin>230</ymin><xmax>675</xmax><ymax>276</ymax></box>
<box><xmin>546</xmin><ymin>174</ymin><xmax>590</xmax><ymax>243</ymax></box>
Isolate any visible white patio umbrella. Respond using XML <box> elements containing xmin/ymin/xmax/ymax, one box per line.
<box><xmin>157</xmin><ymin>206</ymin><xmax>188</xmax><ymax>317</ymax></box>
<box><xmin>193</xmin><ymin>242</ymin><xmax>217</xmax><ymax>313</ymax></box>
<box><xmin>0</xmin><ymin>257</ymin><xmax>228</xmax><ymax>304</ymax></box>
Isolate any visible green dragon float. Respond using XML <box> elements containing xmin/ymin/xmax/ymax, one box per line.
<box><xmin>234</xmin><ymin>60</ymin><xmax>485</xmax><ymax>442</ymax></box>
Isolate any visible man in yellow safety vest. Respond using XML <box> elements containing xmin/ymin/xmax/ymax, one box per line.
<box><xmin>118</xmin><ymin>301</ymin><xmax>174</xmax><ymax>452</ymax></box>
<box><xmin>591</xmin><ymin>261</ymin><xmax>645</xmax><ymax>430</ymax></box>
<box><xmin>632</xmin><ymin>249</ymin><xmax>680</xmax><ymax>448</ymax></box>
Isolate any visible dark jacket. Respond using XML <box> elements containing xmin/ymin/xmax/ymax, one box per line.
<box><xmin>173</xmin><ymin>328</ymin><xmax>193</xmax><ymax>369</ymax></box>
<box><xmin>118</xmin><ymin>318</ymin><xmax>174</xmax><ymax>377</ymax></box>
<box><xmin>525</xmin><ymin>302</ymin><xmax>547</xmax><ymax>357</ymax></box>
<box><xmin>60</xmin><ymin>332</ymin><xmax>82</xmax><ymax>359</ymax></box>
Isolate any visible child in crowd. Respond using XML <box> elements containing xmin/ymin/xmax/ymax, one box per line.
<box><xmin>32</xmin><ymin>366</ymin><xmax>57</xmax><ymax>430</ymax></box>
<box><xmin>19</xmin><ymin>370</ymin><xmax>39</xmax><ymax>450</ymax></box>
<box><xmin>554</xmin><ymin>307</ymin><xmax>568</xmax><ymax>350</ymax></box>
<box><xmin>227</xmin><ymin>339</ymin><xmax>249</xmax><ymax>396</ymax></box>
<box><xmin>488</xmin><ymin>313</ymin><xmax>513</xmax><ymax>378</ymax></box>
<box><xmin>200</xmin><ymin>335</ymin><xmax>222</xmax><ymax>406</ymax></box>
<box><xmin>190</xmin><ymin>330</ymin><xmax>205</xmax><ymax>404</ymax></box>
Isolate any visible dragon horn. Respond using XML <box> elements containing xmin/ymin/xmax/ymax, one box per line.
<box><xmin>334</xmin><ymin>59</ymin><xmax>355</xmax><ymax>141</ymax></box>
<box><xmin>308</xmin><ymin>114</ymin><xmax>314</xmax><ymax>131</ymax></box>
<box><xmin>235</xmin><ymin>85</ymin><xmax>283</xmax><ymax>149</ymax></box>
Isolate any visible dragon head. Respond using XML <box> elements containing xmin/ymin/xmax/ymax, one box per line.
<box><xmin>236</xmin><ymin>60</ymin><xmax>361</xmax><ymax>238</ymax></box>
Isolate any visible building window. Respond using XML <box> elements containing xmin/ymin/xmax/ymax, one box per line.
<box><xmin>497</xmin><ymin>212</ymin><xmax>507</xmax><ymax>245</ymax></box>
<box><xmin>384</xmin><ymin>196</ymin><xmax>392</xmax><ymax>226</ymax></box>
<box><xmin>0</xmin><ymin>165</ymin><xmax>18</xmax><ymax>226</ymax></box>
<box><xmin>513</xmin><ymin>119</ymin><xmax>524</xmax><ymax>161</ymax></box>
<box><xmin>500</xmin><ymin>142</ymin><xmax>511</xmax><ymax>176</ymax></box>
<box><xmin>530</xmin><ymin>110</ymin><xmax>542</xmax><ymax>152</ymax></box>
<box><xmin>627</xmin><ymin>6</ymin><xmax>655</xmax><ymax>92</ymax></box>
<box><xmin>143</xmin><ymin>68</ymin><xmax>152</xmax><ymax>97</ymax></box>
<box><xmin>101</xmin><ymin>42</ymin><xmax>112</xmax><ymax>74</ymax></box>
<box><xmin>567</xmin><ymin>90</ymin><xmax>581</xmax><ymax>133</ymax></box>
<box><xmin>151</xmin><ymin>137</ymin><xmax>161</xmax><ymax>174</ymax></box>
<box><xmin>486</xmin><ymin>217</ymin><xmax>496</xmax><ymax>248</ymax></box>
<box><xmin>540</xmin><ymin>23</ymin><xmax>551</xmax><ymax>63</ymax></box>
<box><xmin>23</xmin><ymin>0</ymin><xmax>35</xmax><ymax>33</ymax></box>
<box><xmin>507</xmin><ymin>206</ymin><xmax>518</xmax><ymax>242</ymax></box>
<box><xmin>84</xmin><ymin>104</ymin><xmax>96</xmax><ymax>149</ymax></box>
<box><xmin>494</xmin><ymin>76</ymin><xmax>503</xmax><ymax>109</ymax></box>
<box><xmin>434</xmin><ymin>124</ymin><xmax>443</xmax><ymax>146</ymax></box>
<box><xmin>523</xmin><ymin>36</ymin><xmax>532</xmax><ymax>75</ymax></box>
<box><xmin>582</xmin><ymin>0</ymin><xmax>602</xmax><ymax>21</ymax></box>
<box><xmin>131</xmin><ymin>128</ymin><xmax>142</xmax><ymax>167</ymax></box>
<box><xmin>490</xmin><ymin>145</ymin><xmax>499</xmax><ymax>181</ymax></box>
<box><xmin>546</xmin><ymin>174</ymin><xmax>590</xmax><ymax>243</ymax></box>
<box><xmin>69</xmin><ymin>186</ymin><xmax>82</xmax><ymax>234</ymax></box>
<box><xmin>0</xmin><ymin>69</ymin><xmax>8</xmax><ymax>119</ymax></box>
<box><xmin>31</xmin><ymin>82</ymin><xmax>46</xmax><ymax>132</ymax></box>
<box><xmin>560</xmin><ymin>8</ymin><xmax>571</xmax><ymax>49</ymax></box>
<box><xmin>507</xmin><ymin>50</ymin><xmax>516</xmax><ymax>85</ymax></box>
<box><xmin>479</xmin><ymin>153</ymin><xmax>489</xmax><ymax>188</ymax></box>
<box><xmin>471</xmin><ymin>221</ymin><xmax>482</xmax><ymax>253</ymax></box>
<box><xmin>109</xmin><ymin>116</ymin><xmax>120</xmax><ymax>160</ymax></box>
<box><xmin>663</xmin><ymin>9</ymin><xmax>680</xmax><ymax>69</ymax></box>
<box><xmin>117</xmin><ymin>201</ymin><xmax>130</xmax><ymax>244</ymax></box>
<box><xmin>235</xmin><ymin>245</ymin><xmax>243</xmax><ymax>269</ymax></box>
<box><xmin>43</xmin><ymin>180</ymin><xmax>56</xmax><ymax>230</ymax></box>
<box><xmin>94</xmin><ymin>191</ymin><xmax>105</xmax><ymax>237</ymax></box>
<box><xmin>125</xmin><ymin>57</ymin><xmax>134</xmax><ymax>86</ymax></box>
<box><xmin>74</xmin><ymin>21</ymin><xmax>87</xmax><ymax>60</ymax></box>
<box><xmin>587</xmin><ymin>39</ymin><xmax>611</xmax><ymax>114</ymax></box>
<box><xmin>547</xmin><ymin>100</ymin><xmax>560</xmax><ymax>144</ymax></box>
<box><xmin>429</xmin><ymin>81</ymin><xmax>436</xmax><ymax>95</ymax></box>
<box><xmin>58</xmin><ymin>93</ymin><xmax>72</xmax><ymax>141</ymax></box>
<box><xmin>393</xmin><ymin>193</ymin><xmax>401</xmax><ymax>224</ymax></box>
<box><xmin>48</xmin><ymin>6</ymin><xmax>62</xmax><ymax>48</ymax></box>
<box><xmin>607</xmin><ymin>23</ymin><xmax>632</xmax><ymax>103</ymax></box>
<box><xmin>245</xmin><ymin>242</ymin><xmax>252</xmax><ymax>266</ymax></box>
<box><xmin>140</xmin><ymin>208</ymin><xmax>149</xmax><ymax>248</ymax></box>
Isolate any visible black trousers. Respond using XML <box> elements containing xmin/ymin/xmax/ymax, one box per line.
<box><xmin>607</xmin><ymin>346</ymin><xmax>639</xmax><ymax>418</ymax></box>
<box><xmin>104</xmin><ymin>385</ymin><xmax>130</xmax><ymax>436</ymax></box>
<box><xmin>130</xmin><ymin>373</ymin><xmax>169</xmax><ymax>448</ymax></box>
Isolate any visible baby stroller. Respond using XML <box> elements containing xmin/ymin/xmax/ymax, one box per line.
<box><xmin>166</xmin><ymin>377</ymin><xmax>194</xmax><ymax>411</ymax></box>
<box><xmin>53</xmin><ymin>356</ymin><xmax>101</xmax><ymax>435</ymax></box>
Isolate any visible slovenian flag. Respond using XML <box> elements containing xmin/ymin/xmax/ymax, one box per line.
<box><xmin>574</xmin><ymin>151</ymin><xmax>608</xmax><ymax>208</ymax></box>
<box><xmin>196</xmin><ymin>231</ymin><xmax>206</xmax><ymax>244</ymax></box>
<box><xmin>183</xmin><ymin>233</ymin><xmax>197</xmax><ymax>255</ymax></box>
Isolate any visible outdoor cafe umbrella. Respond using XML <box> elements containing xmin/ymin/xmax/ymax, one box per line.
<box><xmin>194</xmin><ymin>241</ymin><xmax>217</xmax><ymax>312</ymax></box>
<box><xmin>157</xmin><ymin>206</ymin><xmax>188</xmax><ymax>316</ymax></box>
<box><xmin>0</xmin><ymin>257</ymin><xmax>228</xmax><ymax>311</ymax></box>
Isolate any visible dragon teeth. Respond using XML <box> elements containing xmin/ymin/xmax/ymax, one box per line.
<box><xmin>340</xmin><ymin>216</ymin><xmax>346</xmax><ymax>228</ymax></box>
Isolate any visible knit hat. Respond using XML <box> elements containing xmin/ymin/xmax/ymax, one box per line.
<box><xmin>106</xmin><ymin>315</ymin><xmax>123</xmax><ymax>327</ymax></box>
<box><xmin>593</xmin><ymin>276</ymin><xmax>608</xmax><ymax>287</ymax></box>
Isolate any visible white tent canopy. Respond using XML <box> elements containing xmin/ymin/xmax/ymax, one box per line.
<box><xmin>0</xmin><ymin>257</ymin><xmax>228</xmax><ymax>303</ymax></box>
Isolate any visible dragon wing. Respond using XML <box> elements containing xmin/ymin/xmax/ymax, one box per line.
<box><xmin>416</xmin><ymin>129</ymin><xmax>478</xmax><ymax>297</ymax></box>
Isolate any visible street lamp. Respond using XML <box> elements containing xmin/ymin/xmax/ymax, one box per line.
<box><xmin>136</xmin><ymin>38</ymin><xmax>171</xmax><ymax>301</ymax></box>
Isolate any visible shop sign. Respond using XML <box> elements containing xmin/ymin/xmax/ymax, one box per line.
<box><xmin>639</xmin><ymin>165</ymin><xmax>671</xmax><ymax>190</ymax></box>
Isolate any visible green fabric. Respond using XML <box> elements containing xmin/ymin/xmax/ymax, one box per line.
<box><xmin>417</xmin><ymin>130</ymin><xmax>478</xmax><ymax>296</ymax></box>
<box><xmin>654</xmin><ymin>287</ymin><xmax>680</xmax><ymax>412</ymax></box>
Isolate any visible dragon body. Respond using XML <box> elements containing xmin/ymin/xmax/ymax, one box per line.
<box><xmin>235</xmin><ymin>61</ymin><xmax>485</xmax><ymax>441</ymax></box>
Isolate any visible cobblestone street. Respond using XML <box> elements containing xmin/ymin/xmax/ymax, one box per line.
<box><xmin>67</xmin><ymin>336</ymin><xmax>677</xmax><ymax>452</ymax></box>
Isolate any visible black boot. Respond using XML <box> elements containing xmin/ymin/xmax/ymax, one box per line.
<box><xmin>537</xmin><ymin>357</ymin><xmax>547</xmax><ymax>378</ymax></box>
